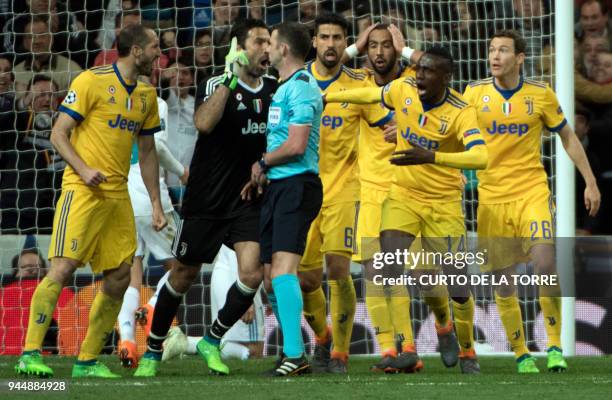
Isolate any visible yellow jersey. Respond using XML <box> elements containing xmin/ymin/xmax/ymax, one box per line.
<box><xmin>463</xmin><ymin>76</ymin><xmax>567</xmax><ymax>203</ymax></box>
<box><xmin>360</xmin><ymin>66</ymin><xmax>416</xmax><ymax>191</ymax></box>
<box><xmin>58</xmin><ymin>64</ymin><xmax>161</xmax><ymax>197</ymax></box>
<box><xmin>307</xmin><ymin>62</ymin><xmax>393</xmax><ymax>205</ymax></box>
<box><xmin>382</xmin><ymin>76</ymin><xmax>484</xmax><ymax>202</ymax></box>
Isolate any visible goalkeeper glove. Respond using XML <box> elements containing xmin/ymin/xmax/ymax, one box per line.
<box><xmin>221</xmin><ymin>37</ymin><xmax>249</xmax><ymax>90</ymax></box>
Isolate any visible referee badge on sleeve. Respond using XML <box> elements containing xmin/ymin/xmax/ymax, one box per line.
<box><xmin>268</xmin><ymin>106</ymin><xmax>281</xmax><ymax>127</ymax></box>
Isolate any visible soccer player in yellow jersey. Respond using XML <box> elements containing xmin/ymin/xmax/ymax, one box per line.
<box><xmin>342</xmin><ymin>23</ymin><xmax>449</xmax><ymax>373</ymax></box>
<box><xmin>15</xmin><ymin>24</ymin><xmax>166</xmax><ymax>379</ymax></box>
<box><xmin>463</xmin><ymin>30</ymin><xmax>600</xmax><ymax>373</ymax></box>
<box><xmin>325</xmin><ymin>46</ymin><xmax>488</xmax><ymax>374</ymax></box>
<box><xmin>299</xmin><ymin>14</ymin><xmax>393</xmax><ymax>373</ymax></box>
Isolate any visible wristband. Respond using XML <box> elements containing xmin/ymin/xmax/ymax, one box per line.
<box><xmin>401</xmin><ymin>46</ymin><xmax>415</xmax><ymax>62</ymax></box>
<box><xmin>345</xmin><ymin>44</ymin><xmax>359</xmax><ymax>59</ymax></box>
<box><xmin>221</xmin><ymin>73</ymin><xmax>238</xmax><ymax>90</ymax></box>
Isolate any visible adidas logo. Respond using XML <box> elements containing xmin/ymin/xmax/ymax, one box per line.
<box><xmin>237</xmin><ymin>102</ymin><xmax>247</xmax><ymax>111</ymax></box>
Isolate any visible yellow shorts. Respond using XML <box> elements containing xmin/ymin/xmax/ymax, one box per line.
<box><xmin>354</xmin><ymin>188</ymin><xmax>388</xmax><ymax>262</ymax></box>
<box><xmin>381</xmin><ymin>191</ymin><xmax>466</xmax><ymax>270</ymax></box>
<box><xmin>299</xmin><ymin>201</ymin><xmax>359</xmax><ymax>271</ymax></box>
<box><xmin>48</xmin><ymin>188</ymin><xmax>137</xmax><ymax>273</ymax></box>
<box><xmin>478</xmin><ymin>188</ymin><xmax>555</xmax><ymax>271</ymax></box>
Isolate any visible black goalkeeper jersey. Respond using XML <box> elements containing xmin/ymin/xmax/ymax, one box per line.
<box><xmin>182</xmin><ymin>75</ymin><xmax>277</xmax><ymax>219</ymax></box>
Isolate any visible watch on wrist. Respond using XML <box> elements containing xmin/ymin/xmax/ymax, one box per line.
<box><xmin>258</xmin><ymin>157</ymin><xmax>268</xmax><ymax>172</ymax></box>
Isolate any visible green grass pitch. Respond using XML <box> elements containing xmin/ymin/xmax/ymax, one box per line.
<box><xmin>1</xmin><ymin>355</ymin><xmax>611</xmax><ymax>399</ymax></box>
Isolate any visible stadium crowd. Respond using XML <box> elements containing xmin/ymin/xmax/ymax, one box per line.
<box><xmin>0</xmin><ymin>0</ymin><xmax>607</xmax><ymax>367</ymax></box>
<box><xmin>1</xmin><ymin>0</ymin><xmax>611</xmax><ymax>236</ymax></box>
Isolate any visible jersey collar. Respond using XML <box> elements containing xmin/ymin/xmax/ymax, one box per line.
<box><xmin>421</xmin><ymin>88</ymin><xmax>449</xmax><ymax>112</ymax></box>
<box><xmin>279</xmin><ymin>68</ymin><xmax>306</xmax><ymax>87</ymax></box>
<box><xmin>113</xmin><ymin>63</ymin><xmax>137</xmax><ymax>96</ymax></box>
<box><xmin>308</xmin><ymin>62</ymin><xmax>342</xmax><ymax>91</ymax></box>
<box><xmin>493</xmin><ymin>74</ymin><xmax>523</xmax><ymax>100</ymax></box>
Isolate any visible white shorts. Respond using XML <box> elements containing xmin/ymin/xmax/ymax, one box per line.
<box><xmin>135</xmin><ymin>212</ymin><xmax>178</xmax><ymax>260</ymax></box>
<box><xmin>210</xmin><ymin>245</ymin><xmax>265</xmax><ymax>343</ymax></box>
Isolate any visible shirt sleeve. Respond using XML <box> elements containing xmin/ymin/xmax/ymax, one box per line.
<box><xmin>154</xmin><ymin>98</ymin><xmax>169</xmax><ymax>142</ymax></box>
<box><xmin>381</xmin><ymin>79</ymin><xmax>401</xmax><ymax>110</ymax></box>
<box><xmin>58</xmin><ymin>70</ymin><xmax>94</xmax><ymax>122</ymax></box>
<box><xmin>139</xmin><ymin>90</ymin><xmax>161</xmax><ymax>136</ymax></box>
<box><xmin>462</xmin><ymin>84</ymin><xmax>476</xmax><ymax>105</ymax></box>
<box><xmin>361</xmin><ymin>102</ymin><xmax>394</xmax><ymax>127</ymax></box>
<box><xmin>455</xmin><ymin>105</ymin><xmax>486</xmax><ymax>150</ymax></box>
<box><xmin>287</xmin><ymin>75</ymin><xmax>322</xmax><ymax>126</ymax></box>
<box><xmin>542</xmin><ymin>85</ymin><xmax>567</xmax><ymax>132</ymax></box>
<box><xmin>195</xmin><ymin>75</ymin><xmax>222</xmax><ymax>108</ymax></box>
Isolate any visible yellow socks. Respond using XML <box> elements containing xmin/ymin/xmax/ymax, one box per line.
<box><xmin>24</xmin><ymin>277</ymin><xmax>63</xmax><ymax>352</ymax></box>
<box><xmin>302</xmin><ymin>286</ymin><xmax>329</xmax><ymax>341</ymax></box>
<box><xmin>539</xmin><ymin>295</ymin><xmax>562</xmax><ymax>349</ymax></box>
<box><xmin>496</xmin><ymin>294</ymin><xmax>529</xmax><ymax>357</ymax></box>
<box><xmin>329</xmin><ymin>276</ymin><xmax>356</xmax><ymax>356</ymax></box>
<box><xmin>78</xmin><ymin>290</ymin><xmax>122</xmax><ymax>361</ymax></box>
<box><xmin>365</xmin><ymin>280</ymin><xmax>395</xmax><ymax>352</ymax></box>
<box><xmin>422</xmin><ymin>286</ymin><xmax>451</xmax><ymax>327</ymax></box>
<box><xmin>387</xmin><ymin>285</ymin><xmax>415</xmax><ymax>348</ymax></box>
<box><xmin>452</xmin><ymin>295</ymin><xmax>475</xmax><ymax>353</ymax></box>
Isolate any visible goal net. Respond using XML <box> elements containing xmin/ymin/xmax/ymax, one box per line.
<box><xmin>0</xmin><ymin>0</ymin><xmax>559</xmax><ymax>357</ymax></box>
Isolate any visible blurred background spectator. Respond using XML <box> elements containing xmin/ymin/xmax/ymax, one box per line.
<box><xmin>189</xmin><ymin>28</ymin><xmax>216</xmax><ymax>86</ymax></box>
<box><xmin>160</xmin><ymin>58</ymin><xmax>197</xmax><ymax>205</ymax></box>
<box><xmin>1</xmin><ymin>74</ymin><xmax>61</xmax><ymax>234</ymax></box>
<box><xmin>13</xmin><ymin>15</ymin><xmax>82</xmax><ymax>99</ymax></box>
<box><xmin>94</xmin><ymin>9</ymin><xmax>169</xmax><ymax>84</ymax></box>
<box><xmin>96</xmin><ymin>0</ymin><xmax>141</xmax><ymax>51</ymax></box>
<box><xmin>0</xmin><ymin>246</ymin><xmax>74</xmax><ymax>355</ymax></box>
<box><xmin>575</xmin><ymin>0</ymin><xmax>612</xmax><ymax>42</ymax></box>
<box><xmin>0</xmin><ymin>52</ymin><xmax>15</xmax><ymax>121</ymax></box>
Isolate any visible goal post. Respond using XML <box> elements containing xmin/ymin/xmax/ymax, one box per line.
<box><xmin>554</xmin><ymin>0</ymin><xmax>576</xmax><ymax>357</ymax></box>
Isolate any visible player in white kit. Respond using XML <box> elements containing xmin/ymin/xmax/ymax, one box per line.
<box><xmin>118</xmin><ymin>94</ymin><xmax>189</xmax><ymax>368</ymax></box>
<box><xmin>162</xmin><ymin>245</ymin><xmax>265</xmax><ymax>361</ymax></box>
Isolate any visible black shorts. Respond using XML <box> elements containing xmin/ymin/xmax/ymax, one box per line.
<box><xmin>172</xmin><ymin>207</ymin><xmax>259</xmax><ymax>265</ymax></box>
<box><xmin>260</xmin><ymin>173</ymin><xmax>323</xmax><ymax>264</ymax></box>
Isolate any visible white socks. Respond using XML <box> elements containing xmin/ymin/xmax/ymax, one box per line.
<box><xmin>118</xmin><ymin>286</ymin><xmax>140</xmax><ymax>342</ymax></box>
<box><xmin>148</xmin><ymin>270</ymin><xmax>171</xmax><ymax>307</ymax></box>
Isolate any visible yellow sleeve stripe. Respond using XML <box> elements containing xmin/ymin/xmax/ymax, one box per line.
<box><xmin>467</xmin><ymin>77</ymin><xmax>493</xmax><ymax>87</ymax></box>
<box><xmin>90</xmin><ymin>65</ymin><xmax>113</xmax><ymax>72</ymax></box>
<box><xmin>524</xmin><ymin>78</ymin><xmax>547</xmax><ymax>88</ymax></box>
<box><xmin>447</xmin><ymin>96</ymin><xmax>467</xmax><ymax>109</ymax></box>
<box><xmin>404</xmin><ymin>77</ymin><xmax>417</xmax><ymax>86</ymax></box>
<box><xmin>448</xmin><ymin>93</ymin><xmax>468</xmax><ymax>106</ymax></box>
<box><xmin>342</xmin><ymin>66</ymin><xmax>366</xmax><ymax>80</ymax></box>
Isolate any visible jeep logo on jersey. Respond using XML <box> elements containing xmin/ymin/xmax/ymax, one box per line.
<box><xmin>400</xmin><ymin>127</ymin><xmax>439</xmax><ymax>150</ymax></box>
<box><xmin>242</xmin><ymin>119</ymin><xmax>267</xmax><ymax>135</ymax></box>
<box><xmin>108</xmin><ymin>114</ymin><xmax>142</xmax><ymax>133</ymax></box>
<box><xmin>486</xmin><ymin>121</ymin><xmax>528</xmax><ymax>137</ymax></box>
<box><xmin>321</xmin><ymin>115</ymin><xmax>343</xmax><ymax>129</ymax></box>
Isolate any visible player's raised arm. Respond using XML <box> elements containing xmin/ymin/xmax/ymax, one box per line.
<box><xmin>194</xmin><ymin>37</ymin><xmax>249</xmax><ymax>134</ymax></box>
<box><xmin>51</xmin><ymin>111</ymin><xmax>107</xmax><ymax>186</ymax></box>
<box><xmin>324</xmin><ymin>86</ymin><xmax>382</xmax><ymax>105</ymax></box>
<box><xmin>557</xmin><ymin>123</ymin><xmax>601</xmax><ymax>216</ymax></box>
